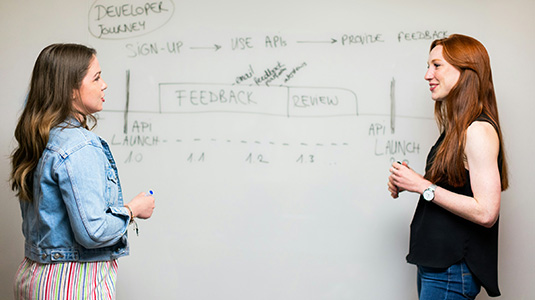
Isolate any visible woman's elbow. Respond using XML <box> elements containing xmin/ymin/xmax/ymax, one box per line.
<box><xmin>75</xmin><ymin>232</ymin><xmax>123</xmax><ymax>249</ymax></box>
<box><xmin>478</xmin><ymin>212</ymin><xmax>499</xmax><ymax>228</ymax></box>
<box><xmin>74</xmin><ymin>234</ymin><xmax>104</xmax><ymax>249</ymax></box>
<box><xmin>73</xmin><ymin>221</ymin><xmax>125</xmax><ymax>249</ymax></box>
<box><xmin>472</xmin><ymin>194</ymin><xmax>500</xmax><ymax>228</ymax></box>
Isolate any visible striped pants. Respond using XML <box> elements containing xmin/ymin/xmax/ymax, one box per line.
<box><xmin>13</xmin><ymin>258</ymin><xmax>118</xmax><ymax>300</ymax></box>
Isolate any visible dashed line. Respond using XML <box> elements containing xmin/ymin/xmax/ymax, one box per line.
<box><xmin>174</xmin><ymin>138</ymin><xmax>349</xmax><ymax>147</ymax></box>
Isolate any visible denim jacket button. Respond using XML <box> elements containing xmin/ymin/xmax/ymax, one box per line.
<box><xmin>53</xmin><ymin>253</ymin><xmax>63</xmax><ymax>259</ymax></box>
<box><xmin>41</xmin><ymin>254</ymin><xmax>47</xmax><ymax>259</ymax></box>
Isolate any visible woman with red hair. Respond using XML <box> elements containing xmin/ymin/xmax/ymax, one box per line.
<box><xmin>388</xmin><ymin>34</ymin><xmax>508</xmax><ymax>299</ymax></box>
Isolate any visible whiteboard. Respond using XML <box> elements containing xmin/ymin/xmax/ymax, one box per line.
<box><xmin>1</xmin><ymin>0</ymin><xmax>534</xmax><ymax>299</ymax></box>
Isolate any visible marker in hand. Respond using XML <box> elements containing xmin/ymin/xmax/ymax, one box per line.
<box><xmin>392</xmin><ymin>161</ymin><xmax>409</xmax><ymax>198</ymax></box>
<box><xmin>397</xmin><ymin>161</ymin><xmax>409</xmax><ymax>169</ymax></box>
<box><xmin>146</xmin><ymin>190</ymin><xmax>153</xmax><ymax>197</ymax></box>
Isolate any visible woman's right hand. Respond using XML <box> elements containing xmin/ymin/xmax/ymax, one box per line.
<box><xmin>126</xmin><ymin>192</ymin><xmax>155</xmax><ymax>219</ymax></box>
<box><xmin>388</xmin><ymin>161</ymin><xmax>428</xmax><ymax>198</ymax></box>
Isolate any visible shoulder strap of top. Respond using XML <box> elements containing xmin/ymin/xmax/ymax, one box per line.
<box><xmin>475</xmin><ymin>114</ymin><xmax>498</xmax><ymax>131</ymax></box>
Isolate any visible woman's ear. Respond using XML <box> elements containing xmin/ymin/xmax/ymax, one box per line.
<box><xmin>72</xmin><ymin>89</ymin><xmax>82</xmax><ymax>113</ymax></box>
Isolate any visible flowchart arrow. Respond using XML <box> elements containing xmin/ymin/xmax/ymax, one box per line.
<box><xmin>296</xmin><ymin>38</ymin><xmax>337</xmax><ymax>44</ymax></box>
<box><xmin>189</xmin><ymin>44</ymin><xmax>222</xmax><ymax>51</ymax></box>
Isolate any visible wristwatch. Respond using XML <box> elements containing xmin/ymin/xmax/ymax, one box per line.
<box><xmin>422</xmin><ymin>184</ymin><xmax>437</xmax><ymax>201</ymax></box>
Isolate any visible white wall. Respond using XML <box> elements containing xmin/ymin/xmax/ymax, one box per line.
<box><xmin>1</xmin><ymin>0</ymin><xmax>533</xmax><ymax>299</ymax></box>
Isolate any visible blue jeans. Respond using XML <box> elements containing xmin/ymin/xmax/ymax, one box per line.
<box><xmin>417</xmin><ymin>261</ymin><xmax>481</xmax><ymax>300</ymax></box>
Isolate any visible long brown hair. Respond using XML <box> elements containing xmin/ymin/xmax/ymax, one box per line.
<box><xmin>425</xmin><ymin>34</ymin><xmax>508</xmax><ymax>190</ymax></box>
<box><xmin>11</xmin><ymin>43</ymin><xmax>97</xmax><ymax>202</ymax></box>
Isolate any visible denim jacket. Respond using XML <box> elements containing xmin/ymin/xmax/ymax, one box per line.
<box><xmin>20</xmin><ymin>120</ymin><xmax>130</xmax><ymax>263</ymax></box>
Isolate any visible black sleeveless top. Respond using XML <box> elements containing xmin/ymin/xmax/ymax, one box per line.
<box><xmin>406</xmin><ymin>117</ymin><xmax>501</xmax><ymax>297</ymax></box>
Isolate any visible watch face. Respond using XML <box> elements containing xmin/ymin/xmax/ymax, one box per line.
<box><xmin>423</xmin><ymin>189</ymin><xmax>433</xmax><ymax>201</ymax></box>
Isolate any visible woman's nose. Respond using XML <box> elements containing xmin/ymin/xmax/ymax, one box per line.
<box><xmin>424</xmin><ymin>68</ymin><xmax>433</xmax><ymax>81</ymax></box>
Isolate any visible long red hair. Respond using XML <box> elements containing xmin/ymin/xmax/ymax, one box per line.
<box><xmin>425</xmin><ymin>34</ymin><xmax>508</xmax><ymax>190</ymax></box>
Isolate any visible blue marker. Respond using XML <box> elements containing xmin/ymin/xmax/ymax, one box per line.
<box><xmin>146</xmin><ymin>190</ymin><xmax>153</xmax><ymax>196</ymax></box>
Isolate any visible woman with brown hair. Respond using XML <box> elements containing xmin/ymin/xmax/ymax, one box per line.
<box><xmin>11</xmin><ymin>43</ymin><xmax>155</xmax><ymax>299</ymax></box>
<box><xmin>388</xmin><ymin>34</ymin><xmax>508</xmax><ymax>299</ymax></box>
